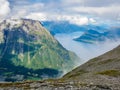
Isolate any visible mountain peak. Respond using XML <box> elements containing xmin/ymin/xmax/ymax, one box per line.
<box><xmin>1</xmin><ymin>19</ymin><xmax>41</xmax><ymax>29</ymax></box>
<box><xmin>0</xmin><ymin>19</ymin><xmax>79</xmax><ymax>81</ymax></box>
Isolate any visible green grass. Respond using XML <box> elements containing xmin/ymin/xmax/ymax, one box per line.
<box><xmin>98</xmin><ymin>59</ymin><xmax>119</xmax><ymax>65</ymax></box>
<box><xmin>96</xmin><ymin>70</ymin><xmax>120</xmax><ymax>77</ymax></box>
<box><xmin>3</xmin><ymin>72</ymin><xmax>13</xmax><ymax>76</ymax></box>
<box><xmin>27</xmin><ymin>76</ymin><xmax>41</xmax><ymax>81</ymax></box>
<box><xmin>64</xmin><ymin>70</ymin><xmax>88</xmax><ymax>79</ymax></box>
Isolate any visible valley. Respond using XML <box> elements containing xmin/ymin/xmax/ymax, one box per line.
<box><xmin>0</xmin><ymin>0</ymin><xmax>120</xmax><ymax>89</ymax></box>
<box><xmin>1</xmin><ymin>45</ymin><xmax>120</xmax><ymax>89</ymax></box>
<box><xmin>55</xmin><ymin>32</ymin><xmax>120</xmax><ymax>62</ymax></box>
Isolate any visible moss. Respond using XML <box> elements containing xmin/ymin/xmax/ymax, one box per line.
<box><xmin>98</xmin><ymin>59</ymin><xmax>114</xmax><ymax>65</ymax></box>
<box><xmin>65</xmin><ymin>70</ymin><xmax>88</xmax><ymax>79</ymax></box>
<box><xmin>86</xmin><ymin>58</ymin><xmax>99</xmax><ymax>67</ymax></box>
<box><xmin>4</xmin><ymin>72</ymin><xmax>13</xmax><ymax>76</ymax></box>
<box><xmin>0</xmin><ymin>82</ymin><xmax>31</xmax><ymax>89</ymax></box>
<box><xmin>98</xmin><ymin>59</ymin><xmax>119</xmax><ymax>65</ymax></box>
<box><xmin>0</xmin><ymin>83</ymin><xmax>14</xmax><ymax>87</ymax></box>
<box><xmin>27</xmin><ymin>76</ymin><xmax>41</xmax><ymax>81</ymax></box>
<box><xmin>96</xmin><ymin>70</ymin><xmax>120</xmax><ymax>77</ymax></box>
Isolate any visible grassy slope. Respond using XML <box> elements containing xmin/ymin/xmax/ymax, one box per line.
<box><xmin>62</xmin><ymin>45</ymin><xmax>120</xmax><ymax>87</ymax></box>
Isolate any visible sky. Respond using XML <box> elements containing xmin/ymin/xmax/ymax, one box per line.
<box><xmin>0</xmin><ymin>0</ymin><xmax>120</xmax><ymax>25</ymax></box>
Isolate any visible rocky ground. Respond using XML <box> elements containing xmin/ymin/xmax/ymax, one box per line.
<box><xmin>0</xmin><ymin>79</ymin><xmax>117</xmax><ymax>90</ymax></box>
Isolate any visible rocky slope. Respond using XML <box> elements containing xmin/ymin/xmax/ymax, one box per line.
<box><xmin>63</xmin><ymin>45</ymin><xmax>120</xmax><ymax>89</ymax></box>
<box><xmin>0</xmin><ymin>44</ymin><xmax>120</xmax><ymax>90</ymax></box>
<box><xmin>0</xmin><ymin>19</ymin><xmax>79</xmax><ymax>81</ymax></box>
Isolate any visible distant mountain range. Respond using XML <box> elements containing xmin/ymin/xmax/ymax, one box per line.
<box><xmin>42</xmin><ymin>21</ymin><xmax>120</xmax><ymax>44</ymax></box>
<box><xmin>74</xmin><ymin>28</ymin><xmax>120</xmax><ymax>44</ymax></box>
<box><xmin>0</xmin><ymin>19</ymin><xmax>79</xmax><ymax>82</ymax></box>
<box><xmin>42</xmin><ymin>21</ymin><xmax>88</xmax><ymax>35</ymax></box>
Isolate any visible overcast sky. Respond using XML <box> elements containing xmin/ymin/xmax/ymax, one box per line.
<box><xmin>0</xmin><ymin>0</ymin><xmax>120</xmax><ymax>25</ymax></box>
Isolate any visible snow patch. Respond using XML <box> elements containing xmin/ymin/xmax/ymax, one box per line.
<box><xmin>6</xmin><ymin>19</ymin><xmax>22</xmax><ymax>26</ymax></box>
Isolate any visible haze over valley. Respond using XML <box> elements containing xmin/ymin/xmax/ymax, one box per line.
<box><xmin>43</xmin><ymin>20</ymin><xmax>120</xmax><ymax>64</ymax></box>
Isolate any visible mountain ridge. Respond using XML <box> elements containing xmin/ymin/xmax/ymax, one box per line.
<box><xmin>0</xmin><ymin>19</ymin><xmax>79</xmax><ymax>81</ymax></box>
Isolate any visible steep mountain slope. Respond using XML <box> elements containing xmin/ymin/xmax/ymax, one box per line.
<box><xmin>0</xmin><ymin>19</ymin><xmax>79</xmax><ymax>81</ymax></box>
<box><xmin>62</xmin><ymin>45</ymin><xmax>120</xmax><ymax>89</ymax></box>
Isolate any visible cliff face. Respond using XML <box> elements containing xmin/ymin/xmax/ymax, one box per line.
<box><xmin>0</xmin><ymin>19</ymin><xmax>79</xmax><ymax>81</ymax></box>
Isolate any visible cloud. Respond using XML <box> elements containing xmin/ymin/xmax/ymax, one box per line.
<box><xmin>25</xmin><ymin>13</ymin><xmax>96</xmax><ymax>25</ymax></box>
<box><xmin>0</xmin><ymin>0</ymin><xmax>10</xmax><ymax>20</ymax></box>
<box><xmin>56</xmin><ymin>15</ymin><xmax>89</xmax><ymax>25</ymax></box>
<box><xmin>25</xmin><ymin>12</ymin><xmax>47</xmax><ymax>21</ymax></box>
<box><xmin>59</xmin><ymin>15</ymin><xmax>89</xmax><ymax>25</ymax></box>
<box><xmin>89</xmin><ymin>18</ymin><xmax>96</xmax><ymax>23</ymax></box>
<box><xmin>9</xmin><ymin>2</ymin><xmax>44</xmax><ymax>19</ymax></box>
<box><xmin>67</xmin><ymin>5</ymin><xmax>120</xmax><ymax>16</ymax></box>
<box><xmin>62</xmin><ymin>0</ymin><xmax>120</xmax><ymax>7</ymax></box>
<box><xmin>5</xmin><ymin>0</ymin><xmax>120</xmax><ymax>25</ymax></box>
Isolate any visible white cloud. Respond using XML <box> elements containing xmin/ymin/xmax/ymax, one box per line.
<box><xmin>25</xmin><ymin>12</ymin><xmax>47</xmax><ymax>21</ymax></box>
<box><xmin>11</xmin><ymin>10</ymin><xmax>27</xmax><ymax>19</ymax></box>
<box><xmin>0</xmin><ymin>0</ymin><xmax>10</xmax><ymax>20</ymax></box>
<box><xmin>61</xmin><ymin>0</ymin><xmax>120</xmax><ymax>8</ymax></box>
<box><xmin>22</xmin><ymin>1</ymin><xmax>120</xmax><ymax>25</ymax></box>
<box><xmin>25</xmin><ymin>12</ymin><xmax>96</xmax><ymax>25</ymax></box>
<box><xmin>24</xmin><ymin>12</ymin><xmax>91</xmax><ymax>25</ymax></box>
<box><xmin>65</xmin><ymin>5</ymin><xmax>120</xmax><ymax>19</ymax></box>
<box><xmin>69</xmin><ymin>6</ymin><xmax>115</xmax><ymax>14</ymax></box>
<box><xmin>63</xmin><ymin>0</ymin><xmax>83</xmax><ymax>5</ymax></box>
<box><xmin>51</xmin><ymin>15</ymin><xmax>97</xmax><ymax>25</ymax></box>
<box><xmin>6</xmin><ymin>0</ymin><xmax>120</xmax><ymax>24</ymax></box>
<box><xmin>10</xmin><ymin>2</ymin><xmax>45</xmax><ymax>19</ymax></box>
<box><xmin>58</xmin><ymin>15</ymin><xmax>89</xmax><ymax>25</ymax></box>
<box><xmin>69</xmin><ymin>16</ymin><xmax>89</xmax><ymax>25</ymax></box>
<box><xmin>89</xmin><ymin>18</ymin><xmax>96</xmax><ymax>23</ymax></box>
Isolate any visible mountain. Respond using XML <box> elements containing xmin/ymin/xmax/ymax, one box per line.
<box><xmin>74</xmin><ymin>29</ymin><xmax>108</xmax><ymax>44</ymax></box>
<box><xmin>1</xmin><ymin>45</ymin><xmax>120</xmax><ymax>89</ymax></box>
<box><xmin>42</xmin><ymin>21</ymin><xmax>111</xmax><ymax>36</ymax></box>
<box><xmin>74</xmin><ymin>28</ymin><xmax>120</xmax><ymax>44</ymax></box>
<box><xmin>62</xmin><ymin>45</ymin><xmax>120</xmax><ymax>89</ymax></box>
<box><xmin>42</xmin><ymin>21</ymin><xmax>88</xmax><ymax>35</ymax></box>
<box><xmin>0</xmin><ymin>19</ymin><xmax>79</xmax><ymax>81</ymax></box>
<box><xmin>42</xmin><ymin>21</ymin><xmax>120</xmax><ymax>44</ymax></box>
